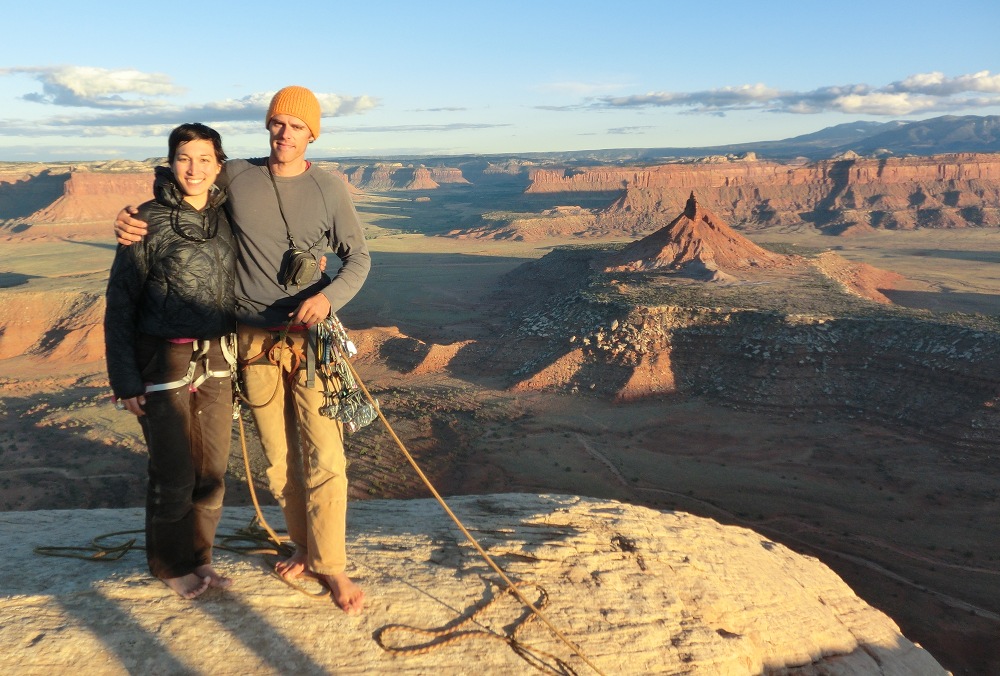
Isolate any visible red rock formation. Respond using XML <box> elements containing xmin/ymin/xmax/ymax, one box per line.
<box><xmin>811</xmin><ymin>252</ymin><xmax>907</xmax><ymax>304</ymax></box>
<box><xmin>604</xmin><ymin>192</ymin><xmax>796</xmax><ymax>275</ymax></box>
<box><xmin>339</xmin><ymin>163</ymin><xmax>468</xmax><ymax>190</ymax></box>
<box><xmin>529</xmin><ymin>154</ymin><xmax>1000</xmax><ymax>232</ymax></box>
<box><xmin>451</xmin><ymin>206</ymin><xmax>597</xmax><ymax>241</ymax></box>
<box><xmin>428</xmin><ymin>167</ymin><xmax>471</xmax><ymax>184</ymax></box>
<box><xmin>350</xmin><ymin>164</ymin><xmax>400</xmax><ymax>191</ymax></box>
<box><xmin>404</xmin><ymin>167</ymin><xmax>440</xmax><ymax>190</ymax></box>
<box><xmin>528</xmin><ymin>154</ymin><xmax>1000</xmax><ymax>192</ymax></box>
<box><xmin>0</xmin><ymin>289</ymin><xmax>105</xmax><ymax>363</ymax></box>
<box><xmin>28</xmin><ymin>171</ymin><xmax>154</xmax><ymax>224</ymax></box>
<box><xmin>312</xmin><ymin>163</ymin><xmax>362</xmax><ymax>194</ymax></box>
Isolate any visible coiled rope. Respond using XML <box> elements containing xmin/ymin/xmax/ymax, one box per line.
<box><xmin>376</xmin><ymin>583</ymin><xmax>578</xmax><ymax>675</ymax></box>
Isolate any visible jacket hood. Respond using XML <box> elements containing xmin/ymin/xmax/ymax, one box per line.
<box><xmin>153</xmin><ymin>165</ymin><xmax>228</xmax><ymax>209</ymax></box>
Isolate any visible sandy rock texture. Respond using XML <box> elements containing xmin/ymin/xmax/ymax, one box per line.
<box><xmin>1</xmin><ymin>494</ymin><xmax>945</xmax><ymax>675</ymax></box>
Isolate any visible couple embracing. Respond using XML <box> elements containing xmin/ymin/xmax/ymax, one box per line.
<box><xmin>105</xmin><ymin>86</ymin><xmax>369</xmax><ymax>613</ymax></box>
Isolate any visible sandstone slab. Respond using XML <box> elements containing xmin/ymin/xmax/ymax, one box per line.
<box><xmin>0</xmin><ymin>495</ymin><xmax>946</xmax><ymax>675</ymax></box>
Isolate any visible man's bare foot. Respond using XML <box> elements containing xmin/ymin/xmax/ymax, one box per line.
<box><xmin>275</xmin><ymin>548</ymin><xmax>309</xmax><ymax>580</ymax></box>
<box><xmin>321</xmin><ymin>572</ymin><xmax>365</xmax><ymax>615</ymax></box>
<box><xmin>195</xmin><ymin>564</ymin><xmax>233</xmax><ymax>589</ymax></box>
<box><xmin>161</xmin><ymin>573</ymin><xmax>210</xmax><ymax>599</ymax></box>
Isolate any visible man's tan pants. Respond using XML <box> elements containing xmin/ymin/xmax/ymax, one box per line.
<box><xmin>238</xmin><ymin>325</ymin><xmax>348</xmax><ymax>575</ymax></box>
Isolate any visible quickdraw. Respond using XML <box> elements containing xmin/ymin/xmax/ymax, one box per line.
<box><xmin>316</xmin><ymin>315</ymin><xmax>378</xmax><ymax>434</ymax></box>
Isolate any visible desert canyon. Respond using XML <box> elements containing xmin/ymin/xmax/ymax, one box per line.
<box><xmin>1</xmin><ymin>122</ymin><xmax>999</xmax><ymax>674</ymax></box>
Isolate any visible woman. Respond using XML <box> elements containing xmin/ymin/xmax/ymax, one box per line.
<box><xmin>104</xmin><ymin>123</ymin><xmax>237</xmax><ymax>599</ymax></box>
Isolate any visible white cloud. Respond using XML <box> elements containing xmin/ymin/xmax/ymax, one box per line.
<box><xmin>315</xmin><ymin>93</ymin><xmax>379</xmax><ymax>116</ymax></box>
<box><xmin>585</xmin><ymin>70</ymin><xmax>1000</xmax><ymax>116</ymax></box>
<box><xmin>888</xmin><ymin>70</ymin><xmax>1000</xmax><ymax>96</ymax></box>
<box><xmin>607</xmin><ymin>125</ymin><xmax>652</xmax><ymax>135</ymax></box>
<box><xmin>332</xmin><ymin>122</ymin><xmax>509</xmax><ymax>133</ymax></box>
<box><xmin>830</xmin><ymin>93</ymin><xmax>939</xmax><ymax>116</ymax></box>
<box><xmin>603</xmin><ymin>83</ymin><xmax>780</xmax><ymax>109</ymax></box>
<box><xmin>0</xmin><ymin>68</ymin><xmax>380</xmax><ymax>137</ymax></box>
<box><xmin>1</xmin><ymin>66</ymin><xmax>181</xmax><ymax>108</ymax></box>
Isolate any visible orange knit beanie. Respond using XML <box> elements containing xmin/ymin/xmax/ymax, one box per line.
<box><xmin>266</xmin><ymin>86</ymin><xmax>321</xmax><ymax>139</ymax></box>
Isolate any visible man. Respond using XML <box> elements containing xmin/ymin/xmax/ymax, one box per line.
<box><xmin>115</xmin><ymin>86</ymin><xmax>370</xmax><ymax>614</ymax></box>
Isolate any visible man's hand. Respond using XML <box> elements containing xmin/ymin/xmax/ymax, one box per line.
<box><xmin>114</xmin><ymin>206</ymin><xmax>149</xmax><ymax>245</ymax></box>
<box><xmin>292</xmin><ymin>293</ymin><xmax>332</xmax><ymax>328</ymax></box>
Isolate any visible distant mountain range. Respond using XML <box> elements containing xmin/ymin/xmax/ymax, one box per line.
<box><xmin>553</xmin><ymin>115</ymin><xmax>1000</xmax><ymax>163</ymax></box>
<box><xmin>360</xmin><ymin>115</ymin><xmax>999</xmax><ymax>165</ymax></box>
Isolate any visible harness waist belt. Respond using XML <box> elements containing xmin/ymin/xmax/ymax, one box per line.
<box><xmin>144</xmin><ymin>336</ymin><xmax>237</xmax><ymax>394</ymax></box>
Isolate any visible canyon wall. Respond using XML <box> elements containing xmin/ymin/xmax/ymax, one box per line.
<box><xmin>28</xmin><ymin>171</ymin><xmax>154</xmax><ymax>224</ymax></box>
<box><xmin>527</xmin><ymin>154</ymin><xmax>1000</xmax><ymax>192</ymax></box>
<box><xmin>338</xmin><ymin>163</ymin><xmax>469</xmax><ymax>190</ymax></box>
<box><xmin>1</xmin><ymin>159</ymin><xmax>473</xmax><ymax>232</ymax></box>
<box><xmin>528</xmin><ymin>154</ymin><xmax>1000</xmax><ymax>232</ymax></box>
<box><xmin>0</xmin><ymin>170</ymin><xmax>72</xmax><ymax>222</ymax></box>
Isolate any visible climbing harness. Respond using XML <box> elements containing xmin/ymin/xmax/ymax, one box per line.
<box><xmin>233</xmin><ymin>322</ymin><xmax>299</xmax><ymax>411</ymax></box>
<box><xmin>234</xmin><ymin>316</ymin><xmax>378</xmax><ymax>434</ymax></box>
<box><xmin>143</xmin><ymin>335</ymin><xmax>237</xmax><ymax>395</ymax></box>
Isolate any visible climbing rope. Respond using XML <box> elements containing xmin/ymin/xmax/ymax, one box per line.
<box><xmin>34</xmin><ymin>530</ymin><xmax>143</xmax><ymax>561</ymax></box>
<box><xmin>336</xmin><ymin>355</ymin><xmax>605</xmax><ymax>676</ymax></box>
<box><xmin>376</xmin><ymin>582</ymin><xmax>578</xmax><ymax>675</ymax></box>
<box><xmin>34</xmin><ymin>520</ymin><xmax>281</xmax><ymax>562</ymax></box>
<box><xmin>378</xmin><ymin>584</ymin><xmax>549</xmax><ymax>654</ymax></box>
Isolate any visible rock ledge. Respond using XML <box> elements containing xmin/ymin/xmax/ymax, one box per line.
<box><xmin>0</xmin><ymin>494</ymin><xmax>946</xmax><ymax>674</ymax></box>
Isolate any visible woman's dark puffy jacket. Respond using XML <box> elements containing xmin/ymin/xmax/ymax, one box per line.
<box><xmin>104</xmin><ymin>166</ymin><xmax>237</xmax><ymax>399</ymax></box>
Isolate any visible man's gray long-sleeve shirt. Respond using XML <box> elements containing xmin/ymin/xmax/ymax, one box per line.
<box><xmin>220</xmin><ymin>158</ymin><xmax>371</xmax><ymax>327</ymax></box>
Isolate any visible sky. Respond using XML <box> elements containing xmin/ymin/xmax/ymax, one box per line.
<box><xmin>2</xmin><ymin>0</ymin><xmax>999</xmax><ymax>162</ymax></box>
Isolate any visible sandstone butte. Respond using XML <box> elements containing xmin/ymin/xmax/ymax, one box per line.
<box><xmin>466</xmin><ymin>194</ymin><xmax>999</xmax><ymax>449</ymax></box>
<box><xmin>600</xmin><ymin>193</ymin><xmax>904</xmax><ymax>303</ymax></box>
<box><xmin>0</xmin><ymin>494</ymin><xmax>947</xmax><ymax>675</ymax></box>
<box><xmin>603</xmin><ymin>193</ymin><xmax>796</xmax><ymax>276</ymax></box>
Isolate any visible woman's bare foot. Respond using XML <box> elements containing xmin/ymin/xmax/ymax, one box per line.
<box><xmin>195</xmin><ymin>564</ymin><xmax>232</xmax><ymax>589</ymax></box>
<box><xmin>275</xmin><ymin>548</ymin><xmax>309</xmax><ymax>580</ymax></box>
<box><xmin>162</xmin><ymin>573</ymin><xmax>210</xmax><ymax>599</ymax></box>
<box><xmin>320</xmin><ymin>572</ymin><xmax>365</xmax><ymax>615</ymax></box>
